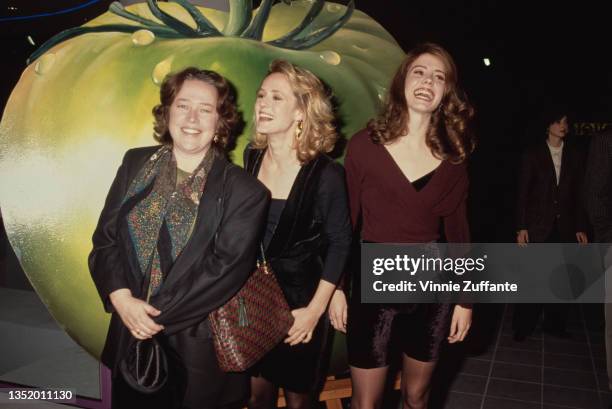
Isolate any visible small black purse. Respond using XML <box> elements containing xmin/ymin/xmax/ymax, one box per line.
<box><xmin>120</xmin><ymin>336</ymin><xmax>168</xmax><ymax>394</ymax></box>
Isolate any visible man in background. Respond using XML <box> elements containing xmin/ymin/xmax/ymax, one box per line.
<box><xmin>513</xmin><ymin>106</ymin><xmax>588</xmax><ymax>341</ymax></box>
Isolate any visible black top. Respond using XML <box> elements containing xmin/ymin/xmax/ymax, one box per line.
<box><xmin>264</xmin><ymin>199</ymin><xmax>286</xmax><ymax>248</ymax></box>
<box><xmin>412</xmin><ymin>170</ymin><xmax>434</xmax><ymax>192</ymax></box>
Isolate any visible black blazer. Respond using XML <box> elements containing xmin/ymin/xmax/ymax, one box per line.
<box><xmin>243</xmin><ymin>145</ymin><xmax>351</xmax><ymax>309</ymax></box>
<box><xmin>584</xmin><ymin>131</ymin><xmax>612</xmax><ymax>242</ymax></box>
<box><xmin>89</xmin><ymin>146</ymin><xmax>269</xmax><ymax>371</ymax></box>
<box><xmin>516</xmin><ymin>140</ymin><xmax>587</xmax><ymax>242</ymax></box>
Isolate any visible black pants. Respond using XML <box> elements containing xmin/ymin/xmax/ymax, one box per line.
<box><xmin>512</xmin><ymin>223</ymin><xmax>570</xmax><ymax>336</ymax></box>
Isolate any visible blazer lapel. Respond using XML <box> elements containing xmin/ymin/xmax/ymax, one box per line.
<box><xmin>161</xmin><ymin>154</ymin><xmax>226</xmax><ymax>289</ymax></box>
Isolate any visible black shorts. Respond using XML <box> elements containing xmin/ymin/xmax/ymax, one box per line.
<box><xmin>347</xmin><ymin>302</ymin><xmax>452</xmax><ymax>368</ymax></box>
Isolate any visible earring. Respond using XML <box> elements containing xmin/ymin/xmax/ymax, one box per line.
<box><xmin>295</xmin><ymin>120</ymin><xmax>303</xmax><ymax>139</ymax></box>
<box><xmin>213</xmin><ymin>134</ymin><xmax>219</xmax><ymax>143</ymax></box>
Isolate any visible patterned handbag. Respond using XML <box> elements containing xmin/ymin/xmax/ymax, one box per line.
<box><xmin>209</xmin><ymin>244</ymin><xmax>294</xmax><ymax>372</ymax></box>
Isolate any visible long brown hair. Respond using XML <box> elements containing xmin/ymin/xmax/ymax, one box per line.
<box><xmin>368</xmin><ymin>43</ymin><xmax>475</xmax><ymax>163</ymax></box>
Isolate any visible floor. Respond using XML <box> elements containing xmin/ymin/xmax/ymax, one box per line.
<box><xmin>425</xmin><ymin>303</ymin><xmax>611</xmax><ymax>409</ymax></box>
<box><xmin>0</xmin><ymin>288</ymin><xmax>102</xmax><ymax>407</ymax></box>
<box><xmin>1</xmin><ymin>287</ymin><xmax>610</xmax><ymax>409</ymax></box>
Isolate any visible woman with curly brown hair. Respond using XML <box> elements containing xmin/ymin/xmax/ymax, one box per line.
<box><xmin>344</xmin><ymin>43</ymin><xmax>476</xmax><ymax>409</ymax></box>
<box><xmin>89</xmin><ymin>67</ymin><xmax>269</xmax><ymax>409</ymax></box>
<box><xmin>244</xmin><ymin>60</ymin><xmax>352</xmax><ymax>409</ymax></box>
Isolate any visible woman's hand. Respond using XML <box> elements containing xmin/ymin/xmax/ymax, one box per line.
<box><xmin>109</xmin><ymin>289</ymin><xmax>164</xmax><ymax>340</ymax></box>
<box><xmin>517</xmin><ymin>229</ymin><xmax>529</xmax><ymax>246</ymax></box>
<box><xmin>448</xmin><ymin>304</ymin><xmax>472</xmax><ymax>343</ymax></box>
<box><xmin>285</xmin><ymin>306</ymin><xmax>322</xmax><ymax>346</ymax></box>
<box><xmin>328</xmin><ymin>289</ymin><xmax>348</xmax><ymax>333</ymax></box>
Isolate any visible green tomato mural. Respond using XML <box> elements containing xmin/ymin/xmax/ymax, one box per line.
<box><xmin>0</xmin><ymin>0</ymin><xmax>404</xmax><ymax>366</ymax></box>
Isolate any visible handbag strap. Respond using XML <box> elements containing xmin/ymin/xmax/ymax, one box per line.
<box><xmin>257</xmin><ymin>243</ymin><xmax>271</xmax><ymax>275</ymax></box>
<box><xmin>259</xmin><ymin>242</ymin><xmax>266</xmax><ymax>263</ymax></box>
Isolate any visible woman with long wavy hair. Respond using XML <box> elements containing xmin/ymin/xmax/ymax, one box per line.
<box><xmin>344</xmin><ymin>43</ymin><xmax>476</xmax><ymax>409</ymax></box>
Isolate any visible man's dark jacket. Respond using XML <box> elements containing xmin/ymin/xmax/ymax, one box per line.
<box><xmin>516</xmin><ymin>139</ymin><xmax>587</xmax><ymax>242</ymax></box>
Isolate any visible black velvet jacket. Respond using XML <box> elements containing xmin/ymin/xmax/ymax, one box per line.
<box><xmin>243</xmin><ymin>145</ymin><xmax>351</xmax><ymax>309</ymax></box>
<box><xmin>89</xmin><ymin>146</ymin><xmax>268</xmax><ymax>371</ymax></box>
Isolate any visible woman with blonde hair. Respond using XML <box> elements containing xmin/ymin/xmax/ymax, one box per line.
<box><xmin>244</xmin><ymin>59</ymin><xmax>352</xmax><ymax>409</ymax></box>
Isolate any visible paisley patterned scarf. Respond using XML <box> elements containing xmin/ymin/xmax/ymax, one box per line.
<box><xmin>122</xmin><ymin>145</ymin><xmax>216</xmax><ymax>297</ymax></box>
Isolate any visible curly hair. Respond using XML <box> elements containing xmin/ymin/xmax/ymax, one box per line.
<box><xmin>368</xmin><ymin>43</ymin><xmax>475</xmax><ymax>163</ymax></box>
<box><xmin>152</xmin><ymin>67</ymin><xmax>239</xmax><ymax>150</ymax></box>
<box><xmin>252</xmin><ymin>60</ymin><xmax>337</xmax><ymax>164</ymax></box>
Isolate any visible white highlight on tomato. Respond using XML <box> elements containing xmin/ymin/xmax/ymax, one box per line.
<box><xmin>320</xmin><ymin>51</ymin><xmax>341</xmax><ymax>66</ymax></box>
<box><xmin>34</xmin><ymin>53</ymin><xmax>56</xmax><ymax>75</ymax></box>
<box><xmin>131</xmin><ymin>29</ymin><xmax>155</xmax><ymax>46</ymax></box>
<box><xmin>152</xmin><ymin>56</ymin><xmax>173</xmax><ymax>85</ymax></box>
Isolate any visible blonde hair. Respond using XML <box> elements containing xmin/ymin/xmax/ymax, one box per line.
<box><xmin>252</xmin><ymin>60</ymin><xmax>337</xmax><ymax>164</ymax></box>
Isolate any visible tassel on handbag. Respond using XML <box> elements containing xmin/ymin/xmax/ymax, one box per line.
<box><xmin>209</xmin><ymin>244</ymin><xmax>294</xmax><ymax>372</ymax></box>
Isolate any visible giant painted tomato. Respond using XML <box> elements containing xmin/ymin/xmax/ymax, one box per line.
<box><xmin>0</xmin><ymin>0</ymin><xmax>404</xmax><ymax>360</ymax></box>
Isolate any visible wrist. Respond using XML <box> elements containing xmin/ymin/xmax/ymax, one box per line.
<box><xmin>109</xmin><ymin>288</ymin><xmax>132</xmax><ymax>304</ymax></box>
<box><xmin>307</xmin><ymin>303</ymin><xmax>326</xmax><ymax>317</ymax></box>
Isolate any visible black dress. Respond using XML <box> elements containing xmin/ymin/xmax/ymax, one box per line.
<box><xmin>244</xmin><ymin>145</ymin><xmax>352</xmax><ymax>393</ymax></box>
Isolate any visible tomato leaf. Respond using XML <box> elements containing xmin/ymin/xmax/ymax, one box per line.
<box><xmin>145</xmin><ymin>0</ymin><xmax>200</xmax><ymax>37</ymax></box>
<box><xmin>224</xmin><ymin>0</ymin><xmax>253</xmax><ymax>36</ymax></box>
<box><xmin>269</xmin><ymin>0</ymin><xmax>354</xmax><ymax>50</ymax></box>
<box><xmin>241</xmin><ymin>0</ymin><xmax>273</xmax><ymax>39</ymax></box>
<box><xmin>170</xmin><ymin>0</ymin><xmax>222</xmax><ymax>36</ymax></box>
<box><xmin>109</xmin><ymin>2</ymin><xmax>165</xmax><ymax>29</ymax></box>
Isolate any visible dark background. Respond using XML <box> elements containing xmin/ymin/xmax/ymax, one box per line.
<box><xmin>1</xmin><ymin>0</ymin><xmax>611</xmax><ymax>286</ymax></box>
